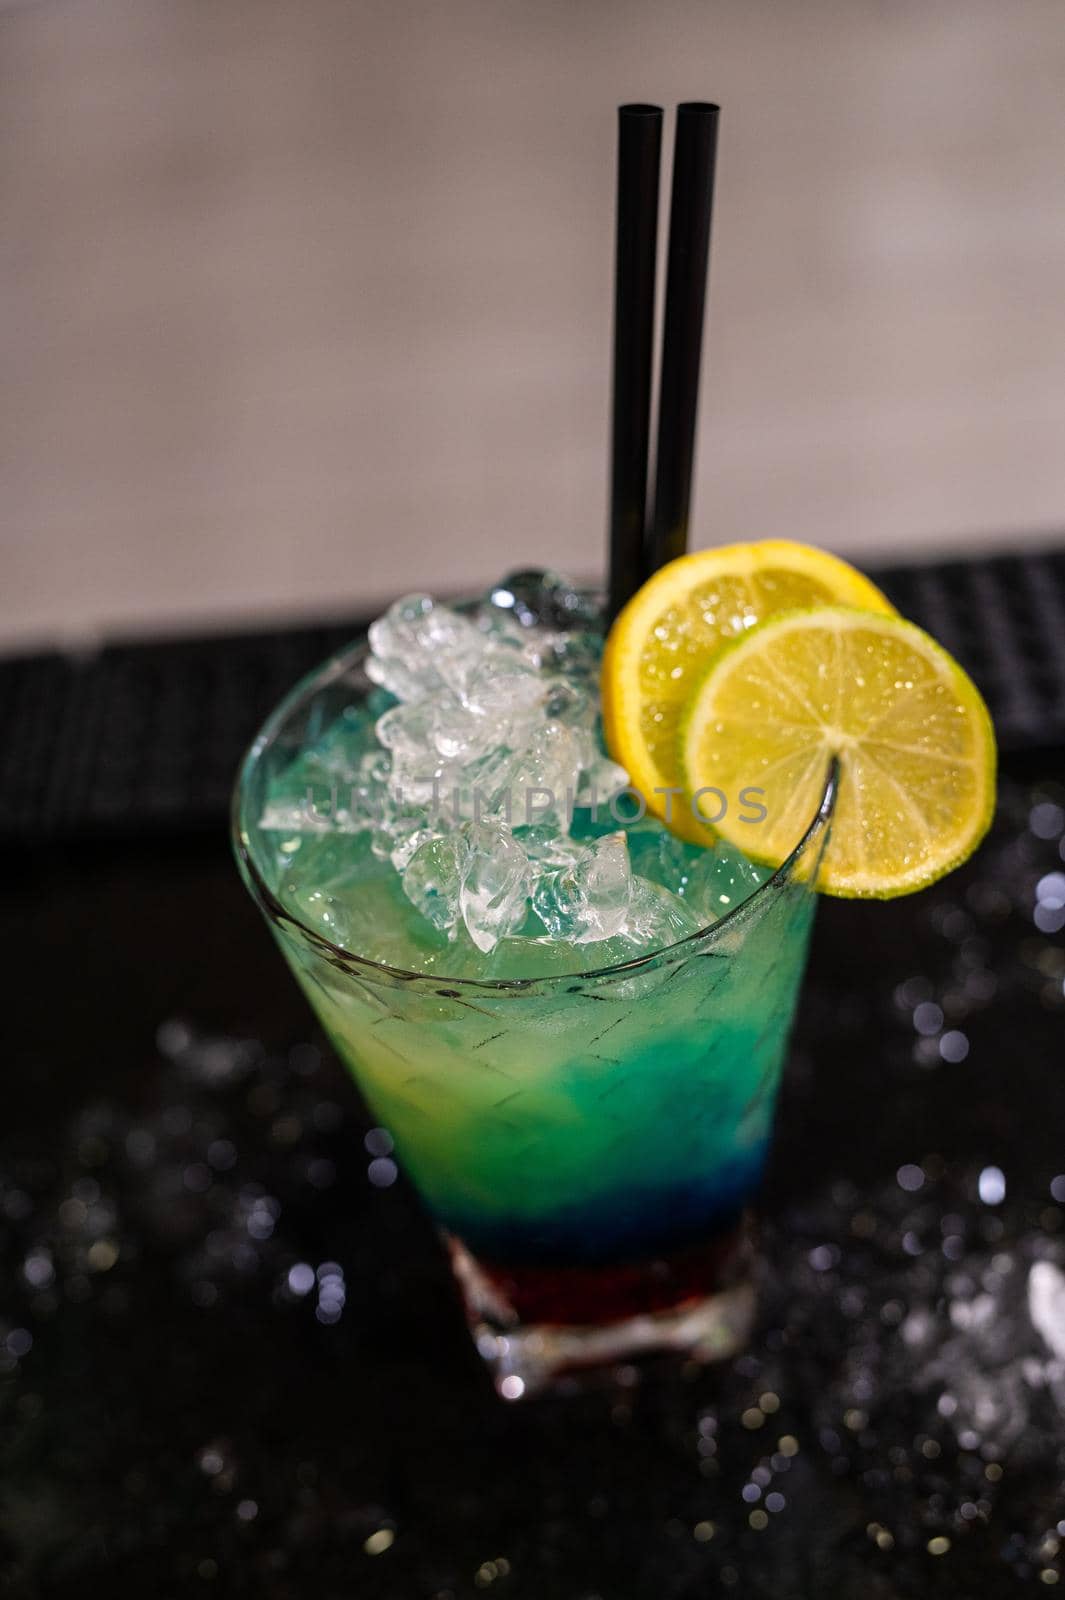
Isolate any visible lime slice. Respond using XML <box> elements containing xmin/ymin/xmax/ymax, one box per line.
<box><xmin>601</xmin><ymin>541</ymin><xmax>896</xmax><ymax>842</ymax></box>
<box><xmin>679</xmin><ymin>606</ymin><xmax>997</xmax><ymax>897</ymax></box>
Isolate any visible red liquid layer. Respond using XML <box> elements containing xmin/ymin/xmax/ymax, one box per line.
<box><xmin>454</xmin><ymin>1222</ymin><xmax>748</xmax><ymax>1328</ymax></box>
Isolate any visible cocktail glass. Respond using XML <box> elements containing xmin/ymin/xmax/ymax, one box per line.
<box><xmin>233</xmin><ymin>627</ymin><xmax>835</xmax><ymax>1396</ymax></box>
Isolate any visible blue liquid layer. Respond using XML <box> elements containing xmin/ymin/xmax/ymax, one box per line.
<box><xmin>435</xmin><ymin>1141</ymin><xmax>768</xmax><ymax>1266</ymax></box>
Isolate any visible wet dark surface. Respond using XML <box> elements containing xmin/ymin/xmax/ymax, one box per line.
<box><xmin>2</xmin><ymin>751</ymin><xmax>1064</xmax><ymax>1598</ymax></box>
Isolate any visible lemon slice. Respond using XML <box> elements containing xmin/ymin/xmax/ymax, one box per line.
<box><xmin>679</xmin><ymin>606</ymin><xmax>997</xmax><ymax>897</ymax></box>
<box><xmin>601</xmin><ymin>541</ymin><xmax>896</xmax><ymax>841</ymax></box>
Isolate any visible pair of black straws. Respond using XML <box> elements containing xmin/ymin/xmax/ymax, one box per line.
<box><xmin>608</xmin><ymin>102</ymin><xmax>719</xmax><ymax>621</ymax></box>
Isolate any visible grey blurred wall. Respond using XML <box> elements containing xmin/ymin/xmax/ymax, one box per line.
<box><xmin>4</xmin><ymin>0</ymin><xmax>1065</xmax><ymax>648</ymax></box>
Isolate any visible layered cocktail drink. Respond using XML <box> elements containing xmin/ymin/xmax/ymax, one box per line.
<box><xmin>233</xmin><ymin>90</ymin><xmax>997</xmax><ymax>1392</ymax></box>
<box><xmin>234</xmin><ymin>572</ymin><xmax>834</xmax><ymax>1393</ymax></box>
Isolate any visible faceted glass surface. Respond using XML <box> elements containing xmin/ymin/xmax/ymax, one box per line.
<box><xmin>233</xmin><ymin>616</ymin><xmax>834</xmax><ymax>1390</ymax></box>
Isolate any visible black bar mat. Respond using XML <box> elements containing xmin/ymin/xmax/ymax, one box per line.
<box><xmin>2</xmin><ymin>548</ymin><xmax>1064</xmax><ymax>839</ymax></box>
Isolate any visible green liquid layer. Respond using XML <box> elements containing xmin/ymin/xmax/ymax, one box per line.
<box><xmin>280</xmin><ymin>884</ymin><xmax>814</xmax><ymax>1265</ymax></box>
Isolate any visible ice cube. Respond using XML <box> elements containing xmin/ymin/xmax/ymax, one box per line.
<box><xmin>488</xmin><ymin>570</ymin><xmax>599</xmax><ymax>630</ymax></box>
<box><xmin>508</xmin><ymin>721</ymin><xmax>583</xmax><ymax>825</ymax></box>
<box><xmin>433</xmin><ymin>665</ymin><xmax>544</xmax><ymax>768</ymax></box>
<box><xmin>258</xmin><ymin>798</ymin><xmax>334</xmax><ymax>835</ymax></box>
<box><xmin>541</xmin><ymin>677</ymin><xmax>591</xmax><ymax>725</ymax></box>
<box><xmin>572</xmin><ymin>741</ymin><xmax>629</xmax><ymax>810</ymax></box>
<box><xmin>516</xmin><ymin>825</ymin><xmax>588</xmax><ymax>870</ymax></box>
<box><xmin>286</xmin><ymin>885</ymin><xmax>355</xmax><ymax>948</ymax></box>
<box><xmin>388</xmin><ymin>823</ymin><xmax>436</xmax><ymax>874</ymax></box>
<box><xmin>427</xmin><ymin>614</ymin><xmax>491</xmax><ymax>698</ymax></box>
<box><xmin>618</xmin><ymin>877</ymin><xmax>703</xmax><ymax>950</ymax></box>
<box><xmin>458</xmin><ymin>822</ymin><xmax>531</xmax><ymax>953</ymax></box>
<box><xmin>366</xmin><ymin>595</ymin><xmax>437</xmax><ymax>701</ymax></box>
<box><xmin>357</xmin><ymin>747</ymin><xmax>391</xmax><ymax>789</ymax></box>
<box><xmin>486</xmin><ymin>570</ymin><xmax>561</xmax><ymax>629</ymax></box>
<box><xmin>375</xmin><ymin>699</ymin><xmax>435</xmax><ymax>759</ymax></box>
<box><xmin>464</xmin><ymin>658</ymin><xmax>545</xmax><ymax>720</ymax></box>
<box><xmin>402</xmin><ymin>832</ymin><xmax>471</xmax><ymax>936</ymax></box>
<box><xmin>367</xmin><ymin>594</ymin><xmax>486</xmax><ymax>703</ymax></box>
<box><xmin>430</xmin><ymin>694</ymin><xmax>489</xmax><ymax>763</ymax></box>
<box><xmin>532</xmin><ymin>833</ymin><xmax>633</xmax><ymax>944</ymax></box>
<box><xmin>362</xmin><ymin>757</ymin><xmax>430</xmax><ymax>856</ymax></box>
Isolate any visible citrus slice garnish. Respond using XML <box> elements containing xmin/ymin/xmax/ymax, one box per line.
<box><xmin>678</xmin><ymin>606</ymin><xmax>996</xmax><ymax>897</ymax></box>
<box><xmin>601</xmin><ymin>541</ymin><xmax>896</xmax><ymax>842</ymax></box>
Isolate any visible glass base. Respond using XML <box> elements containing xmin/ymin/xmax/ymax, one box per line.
<box><xmin>446</xmin><ymin>1220</ymin><xmax>757</xmax><ymax>1398</ymax></box>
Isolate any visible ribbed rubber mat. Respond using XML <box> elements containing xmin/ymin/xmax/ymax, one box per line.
<box><xmin>0</xmin><ymin>623</ymin><xmax>362</xmax><ymax>839</ymax></box>
<box><xmin>875</xmin><ymin>549</ymin><xmax>1065</xmax><ymax>749</ymax></box>
<box><xmin>2</xmin><ymin>549</ymin><xmax>1063</xmax><ymax>838</ymax></box>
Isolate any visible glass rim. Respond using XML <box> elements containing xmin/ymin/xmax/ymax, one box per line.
<box><xmin>231</xmin><ymin>634</ymin><xmax>838</xmax><ymax>997</ymax></box>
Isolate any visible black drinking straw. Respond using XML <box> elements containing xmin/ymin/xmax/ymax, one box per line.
<box><xmin>646</xmin><ymin>103</ymin><xmax>720</xmax><ymax>574</ymax></box>
<box><xmin>607</xmin><ymin>104</ymin><xmax>663</xmax><ymax>623</ymax></box>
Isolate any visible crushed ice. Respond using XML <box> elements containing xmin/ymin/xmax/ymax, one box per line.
<box><xmin>264</xmin><ymin>575</ymin><xmax>746</xmax><ymax>960</ymax></box>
